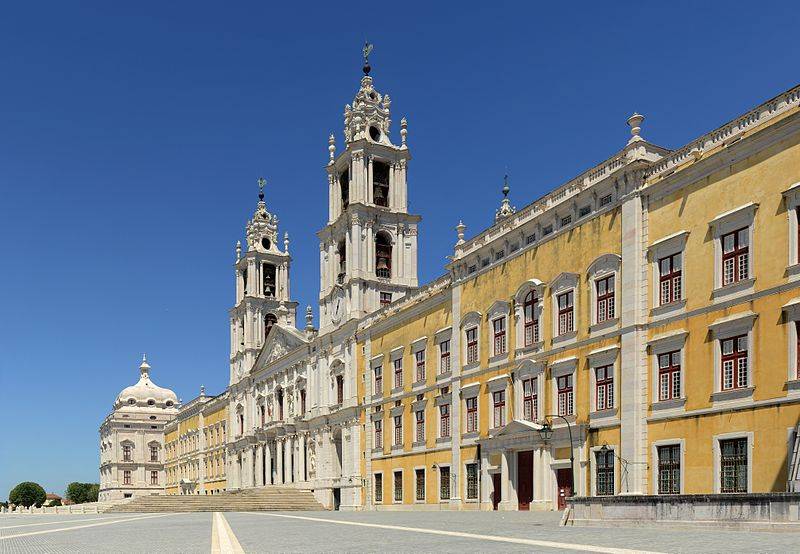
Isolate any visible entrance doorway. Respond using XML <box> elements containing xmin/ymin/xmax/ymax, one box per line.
<box><xmin>517</xmin><ymin>450</ymin><xmax>533</xmax><ymax>510</ymax></box>
<box><xmin>556</xmin><ymin>468</ymin><xmax>573</xmax><ymax>510</ymax></box>
<box><xmin>333</xmin><ymin>487</ymin><xmax>341</xmax><ymax>511</ymax></box>
<box><xmin>491</xmin><ymin>473</ymin><xmax>501</xmax><ymax>510</ymax></box>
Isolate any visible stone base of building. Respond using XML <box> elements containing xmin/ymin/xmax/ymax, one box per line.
<box><xmin>566</xmin><ymin>493</ymin><xmax>800</xmax><ymax>531</ymax></box>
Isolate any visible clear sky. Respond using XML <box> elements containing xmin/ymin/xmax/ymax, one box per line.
<box><xmin>1</xmin><ymin>1</ymin><xmax>798</xmax><ymax>499</ymax></box>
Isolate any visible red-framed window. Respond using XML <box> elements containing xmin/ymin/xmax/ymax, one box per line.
<box><xmin>440</xmin><ymin>403</ymin><xmax>451</xmax><ymax>438</ymax></box>
<box><xmin>415</xmin><ymin>410</ymin><xmax>425</xmax><ymax>443</ymax></box>
<box><xmin>466</xmin><ymin>327</ymin><xmax>478</xmax><ymax>364</ymax></box>
<box><xmin>150</xmin><ymin>445</ymin><xmax>159</xmax><ymax>462</ymax></box>
<box><xmin>523</xmin><ymin>377</ymin><xmax>537</xmax><ymax>421</ymax></box>
<box><xmin>394</xmin><ymin>358</ymin><xmax>403</xmax><ymax>388</ymax></box>
<box><xmin>658</xmin><ymin>350</ymin><xmax>681</xmax><ymax>401</ymax></box>
<box><xmin>150</xmin><ymin>470</ymin><xmax>158</xmax><ymax>485</ymax></box>
<box><xmin>659</xmin><ymin>253</ymin><xmax>682</xmax><ymax>305</ymax></box>
<box><xmin>720</xmin><ymin>438</ymin><xmax>748</xmax><ymax>493</ymax></box>
<box><xmin>595</xmin><ymin>365</ymin><xmax>614</xmax><ymax>411</ymax></box>
<box><xmin>439</xmin><ymin>340</ymin><xmax>451</xmax><ymax>373</ymax></box>
<box><xmin>374</xmin><ymin>473</ymin><xmax>383</xmax><ymax>503</ymax></box>
<box><xmin>374</xmin><ymin>365</ymin><xmax>383</xmax><ymax>395</ymax></box>
<box><xmin>123</xmin><ymin>470</ymin><xmax>131</xmax><ymax>485</ymax></box>
<box><xmin>374</xmin><ymin>419</ymin><xmax>383</xmax><ymax>449</ymax></box>
<box><xmin>380</xmin><ymin>292</ymin><xmax>392</xmax><ymax>306</ymax></box>
<box><xmin>465</xmin><ymin>396</ymin><xmax>478</xmax><ymax>433</ymax></box>
<box><xmin>557</xmin><ymin>291</ymin><xmax>574</xmax><ymax>335</ymax></box>
<box><xmin>595</xmin><ymin>449</ymin><xmax>614</xmax><ymax>495</ymax></box>
<box><xmin>492</xmin><ymin>390</ymin><xmax>506</xmax><ymax>427</ymax></box>
<box><xmin>493</xmin><ymin>317</ymin><xmax>507</xmax><ymax>356</ymax></box>
<box><xmin>596</xmin><ymin>275</ymin><xmax>615</xmax><ymax>323</ymax></box>
<box><xmin>415</xmin><ymin>349</ymin><xmax>426</xmax><ymax>382</ymax></box>
<box><xmin>722</xmin><ymin>228</ymin><xmax>749</xmax><ymax>286</ymax></box>
<box><xmin>523</xmin><ymin>291</ymin><xmax>539</xmax><ymax>345</ymax></box>
<box><xmin>721</xmin><ymin>335</ymin><xmax>748</xmax><ymax>390</ymax></box>
<box><xmin>394</xmin><ymin>414</ymin><xmax>403</xmax><ymax>446</ymax></box>
<box><xmin>123</xmin><ymin>444</ymin><xmax>132</xmax><ymax>462</ymax></box>
<box><xmin>394</xmin><ymin>471</ymin><xmax>403</xmax><ymax>502</ymax></box>
<box><xmin>336</xmin><ymin>374</ymin><xmax>344</xmax><ymax>404</ymax></box>
<box><xmin>415</xmin><ymin>468</ymin><xmax>425</xmax><ymax>501</ymax></box>
<box><xmin>657</xmin><ymin>444</ymin><xmax>680</xmax><ymax>494</ymax></box>
<box><xmin>557</xmin><ymin>374</ymin><xmax>574</xmax><ymax>416</ymax></box>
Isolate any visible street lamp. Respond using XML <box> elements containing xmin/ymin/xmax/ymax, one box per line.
<box><xmin>538</xmin><ymin>414</ymin><xmax>575</xmax><ymax>499</ymax></box>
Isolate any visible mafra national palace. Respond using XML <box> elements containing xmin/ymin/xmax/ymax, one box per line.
<box><xmin>99</xmin><ymin>60</ymin><xmax>800</xmax><ymax>511</ymax></box>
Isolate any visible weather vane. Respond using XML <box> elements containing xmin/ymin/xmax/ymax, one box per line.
<box><xmin>257</xmin><ymin>177</ymin><xmax>266</xmax><ymax>201</ymax></box>
<box><xmin>363</xmin><ymin>41</ymin><xmax>373</xmax><ymax>75</ymax></box>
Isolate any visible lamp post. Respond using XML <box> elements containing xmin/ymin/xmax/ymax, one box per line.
<box><xmin>538</xmin><ymin>414</ymin><xmax>575</xmax><ymax>498</ymax></box>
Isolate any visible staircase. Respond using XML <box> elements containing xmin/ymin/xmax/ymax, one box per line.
<box><xmin>104</xmin><ymin>487</ymin><xmax>326</xmax><ymax>513</ymax></box>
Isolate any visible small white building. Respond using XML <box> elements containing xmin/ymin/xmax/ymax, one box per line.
<box><xmin>99</xmin><ymin>356</ymin><xmax>178</xmax><ymax>501</ymax></box>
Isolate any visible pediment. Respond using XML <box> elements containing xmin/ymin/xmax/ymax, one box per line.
<box><xmin>255</xmin><ymin>324</ymin><xmax>308</xmax><ymax>369</ymax></box>
<box><xmin>491</xmin><ymin>419</ymin><xmax>543</xmax><ymax>438</ymax></box>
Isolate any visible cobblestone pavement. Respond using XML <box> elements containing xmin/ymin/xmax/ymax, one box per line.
<box><xmin>1</xmin><ymin>511</ymin><xmax>799</xmax><ymax>553</ymax></box>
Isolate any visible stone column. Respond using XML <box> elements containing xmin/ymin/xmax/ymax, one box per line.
<box><xmin>265</xmin><ymin>441</ymin><xmax>273</xmax><ymax>485</ymax></box>
<box><xmin>276</xmin><ymin>439</ymin><xmax>284</xmax><ymax>485</ymax></box>
<box><xmin>284</xmin><ymin>436</ymin><xmax>293</xmax><ymax>483</ymax></box>
<box><xmin>255</xmin><ymin>444</ymin><xmax>264</xmax><ymax>487</ymax></box>
<box><xmin>299</xmin><ymin>433</ymin><xmax>307</xmax><ymax>482</ymax></box>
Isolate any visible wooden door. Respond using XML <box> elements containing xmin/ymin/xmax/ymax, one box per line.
<box><xmin>491</xmin><ymin>473</ymin><xmax>501</xmax><ymax>510</ymax></box>
<box><xmin>517</xmin><ymin>450</ymin><xmax>533</xmax><ymax>510</ymax></box>
<box><xmin>556</xmin><ymin>468</ymin><xmax>573</xmax><ymax>510</ymax></box>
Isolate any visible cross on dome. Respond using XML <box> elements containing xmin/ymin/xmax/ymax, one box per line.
<box><xmin>246</xmin><ymin>176</ymin><xmax>279</xmax><ymax>252</ymax></box>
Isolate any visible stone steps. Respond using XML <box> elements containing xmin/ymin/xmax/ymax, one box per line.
<box><xmin>104</xmin><ymin>487</ymin><xmax>326</xmax><ymax>513</ymax></box>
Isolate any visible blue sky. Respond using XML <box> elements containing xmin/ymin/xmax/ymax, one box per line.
<box><xmin>0</xmin><ymin>1</ymin><xmax>798</xmax><ymax>498</ymax></box>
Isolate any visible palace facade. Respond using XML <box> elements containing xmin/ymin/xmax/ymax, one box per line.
<box><xmin>102</xmin><ymin>62</ymin><xmax>800</xmax><ymax>510</ymax></box>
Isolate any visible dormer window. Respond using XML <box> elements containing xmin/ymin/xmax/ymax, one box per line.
<box><xmin>147</xmin><ymin>400</ymin><xmax>155</xmax><ymax>406</ymax></box>
<box><xmin>373</xmin><ymin>161</ymin><xmax>390</xmax><ymax>207</ymax></box>
<box><xmin>376</xmin><ymin>232</ymin><xmax>392</xmax><ymax>278</ymax></box>
<box><xmin>340</xmin><ymin>170</ymin><xmax>350</xmax><ymax>209</ymax></box>
<box><xmin>166</xmin><ymin>401</ymin><xmax>173</xmax><ymax>407</ymax></box>
<box><xmin>128</xmin><ymin>399</ymin><xmax>136</xmax><ymax>405</ymax></box>
<box><xmin>263</xmin><ymin>263</ymin><xmax>276</xmax><ymax>297</ymax></box>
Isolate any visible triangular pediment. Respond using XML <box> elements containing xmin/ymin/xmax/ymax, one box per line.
<box><xmin>491</xmin><ymin>419</ymin><xmax>543</xmax><ymax>438</ymax></box>
<box><xmin>254</xmin><ymin>324</ymin><xmax>308</xmax><ymax>370</ymax></box>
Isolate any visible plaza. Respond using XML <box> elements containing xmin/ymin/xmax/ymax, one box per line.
<box><xmin>2</xmin><ymin>510</ymin><xmax>799</xmax><ymax>553</ymax></box>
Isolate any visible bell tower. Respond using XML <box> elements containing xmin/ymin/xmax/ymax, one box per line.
<box><xmin>230</xmin><ymin>178</ymin><xmax>298</xmax><ymax>384</ymax></box>
<box><xmin>318</xmin><ymin>47</ymin><xmax>420</xmax><ymax>332</ymax></box>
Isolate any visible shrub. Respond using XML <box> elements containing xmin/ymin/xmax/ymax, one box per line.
<box><xmin>8</xmin><ymin>482</ymin><xmax>46</xmax><ymax>508</ymax></box>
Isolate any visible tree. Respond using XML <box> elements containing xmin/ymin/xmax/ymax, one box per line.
<box><xmin>49</xmin><ymin>499</ymin><xmax>62</xmax><ymax>506</ymax></box>
<box><xmin>8</xmin><ymin>482</ymin><xmax>46</xmax><ymax>508</ymax></box>
<box><xmin>65</xmin><ymin>482</ymin><xmax>99</xmax><ymax>504</ymax></box>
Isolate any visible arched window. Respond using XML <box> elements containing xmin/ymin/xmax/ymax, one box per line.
<box><xmin>375</xmin><ymin>232</ymin><xmax>392</xmax><ymax>278</ymax></box>
<box><xmin>340</xmin><ymin>170</ymin><xmax>350</xmax><ymax>209</ymax></box>
<box><xmin>264</xmin><ymin>313</ymin><xmax>277</xmax><ymax>339</ymax></box>
<box><xmin>373</xmin><ymin>161</ymin><xmax>389</xmax><ymax>207</ymax></box>
<box><xmin>276</xmin><ymin>388</ymin><xmax>284</xmax><ymax>420</ymax></box>
<box><xmin>337</xmin><ymin>241</ymin><xmax>347</xmax><ymax>283</ymax></box>
<box><xmin>524</xmin><ymin>291</ymin><xmax>539</xmax><ymax>345</ymax></box>
<box><xmin>262</xmin><ymin>263</ymin><xmax>276</xmax><ymax>297</ymax></box>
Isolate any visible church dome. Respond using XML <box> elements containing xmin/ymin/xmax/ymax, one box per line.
<box><xmin>115</xmin><ymin>355</ymin><xmax>178</xmax><ymax>409</ymax></box>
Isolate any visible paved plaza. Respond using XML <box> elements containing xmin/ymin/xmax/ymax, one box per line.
<box><xmin>0</xmin><ymin>511</ymin><xmax>798</xmax><ymax>553</ymax></box>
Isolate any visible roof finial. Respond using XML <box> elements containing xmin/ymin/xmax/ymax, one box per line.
<box><xmin>139</xmin><ymin>354</ymin><xmax>151</xmax><ymax>377</ymax></box>
<box><xmin>235</xmin><ymin>240</ymin><xmax>242</xmax><ymax>261</ymax></box>
<box><xmin>328</xmin><ymin>133</ymin><xmax>336</xmax><ymax>164</ymax></box>
<box><xmin>502</xmin><ymin>174</ymin><xmax>510</xmax><ymax>198</ymax></box>
<box><xmin>284</xmin><ymin>231</ymin><xmax>290</xmax><ymax>253</ymax></box>
<box><xmin>495</xmin><ymin>174</ymin><xmax>516</xmax><ymax>223</ymax></box>
<box><xmin>627</xmin><ymin>112</ymin><xmax>645</xmax><ymax>144</ymax></box>
<box><xmin>305</xmin><ymin>305</ymin><xmax>314</xmax><ymax>330</ymax></box>
<box><xmin>362</xmin><ymin>41</ymin><xmax>373</xmax><ymax>75</ymax></box>
<box><xmin>400</xmin><ymin>117</ymin><xmax>408</xmax><ymax>147</ymax></box>
<box><xmin>200</xmin><ymin>385</ymin><xmax>205</xmax><ymax>397</ymax></box>
<box><xmin>257</xmin><ymin>176</ymin><xmax>266</xmax><ymax>201</ymax></box>
<box><xmin>455</xmin><ymin>220</ymin><xmax>466</xmax><ymax>246</ymax></box>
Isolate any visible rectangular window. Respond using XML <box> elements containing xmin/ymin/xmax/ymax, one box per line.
<box><xmin>721</xmin><ymin>335</ymin><xmax>748</xmax><ymax>390</ymax></box>
<box><xmin>595</xmin><ymin>449</ymin><xmax>614</xmax><ymax>496</ymax></box>
<box><xmin>526</xmin><ymin>234</ymin><xmax>536</xmax><ymax>245</ymax></box>
<box><xmin>374</xmin><ymin>419</ymin><xmax>383</xmax><ymax>449</ymax></box>
<box><xmin>543</xmin><ymin>225</ymin><xmax>553</xmax><ymax>236</ymax></box>
<box><xmin>439</xmin><ymin>340</ymin><xmax>451</xmax><ymax>373</ymax></box>
<box><xmin>150</xmin><ymin>445</ymin><xmax>158</xmax><ymax>462</ymax></box>
<box><xmin>659</xmin><ymin>253</ymin><xmax>682</xmax><ymax>305</ymax></box>
<box><xmin>579</xmin><ymin>205</ymin><xmax>591</xmax><ymax>218</ymax></box>
<box><xmin>380</xmin><ymin>292</ymin><xmax>392</xmax><ymax>306</ymax></box>
<box><xmin>415</xmin><ymin>468</ymin><xmax>425</xmax><ymax>501</ymax></box>
<box><xmin>394</xmin><ymin>471</ymin><xmax>403</xmax><ymax>502</ymax></box>
<box><xmin>557</xmin><ymin>374</ymin><xmax>574</xmax><ymax>416</ymax></box>
<box><xmin>300</xmin><ymin>388</ymin><xmax>306</xmax><ymax>414</ymax></box>
<box><xmin>394</xmin><ymin>414</ymin><xmax>403</xmax><ymax>446</ymax></box>
<box><xmin>493</xmin><ymin>317</ymin><xmax>507</xmax><ymax>356</ymax></box>
<box><xmin>465</xmin><ymin>396</ymin><xmax>478</xmax><ymax>433</ymax></box>
<box><xmin>123</xmin><ymin>470</ymin><xmax>131</xmax><ymax>485</ymax></box>
<box><xmin>492</xmin><ymin>390</ymin><xmax>506</xmax><ymax>427</ymax></box>
<box><xmin>596</xmin><ymin>275</ymin><xmax>615</xmax><ymax>322</ymax></box>
<box><xmin>595</xmin><ymin>365</ymin><xmax>614</xmax><ymax>411</ymax></box>
<box><xmin>374</xmin><ymin>365</ymin><xmax>383</xmax><ymax>395</ymax></box>
<box><xmin>466</xmin><ymin>463</ymin><xmax>478</xmax><ymax>500</ymax></box>
<box><xmin>150</xmin><ymin>470</ymin><xmax>158</xmax><ymax>485</ymax></box>
<box><xmin>123</xmin><ymin>445</ymin><xmax>132</xmax><ymax>462</ymax></box>
<box><xmin>468</xmin><ymin>264</ymin><xmax>477</xmax><ymax>275</ymax></box>
<box><xmin>440</xmin><ymin>403</ymin><xmax>451</xmax><ymax>438</ymax></box>
<box><xmin>658</xmin><ymin>351</ymin><xmax>681</xmax><ymax>401</ymax></box>
<box><xmin>561</xmin><ymin>215</ymin><xmax>572</xmax><ymax>226</ymax></box>
<box><xmin>599</xmin><ymin>194</ymin><xmax>612</xmax><ymax>206</ymax></box>
<box><xmin>374</xmin><ymin>473</ymin><xmax>383</xmax><ymax>503</ymax></box>
<box><xmin>524</xmin><ymin>292</ymin><xmax>539</xmax><ymax>346</ymax></box>
<box><xmin>415</xmin><ymin>350</ymin><xmax>426</xmax><ymax>382</ymax></box>
<box><xmin>415</xmin><ymin>410</ymin><xmax>425</xmax><ymax>443</ymax></box>
<box><xmin>260</xmin><ymin>404</ymin><xmax>266</xmax><ymax>426</ymax></box>
<box><xmin>720</xmin><ymin>438</ymin><xmax>748</xmax><ymax>493</ymax></box>
<box><xmin>557</xmin><ymin>291</ymin><xmax>574</xmax><ymax>335</ymax></box>
<box><xmin>394</xmin><ymin>358</ymin><xmax>403</xmax><ymax>388</ymax></box>
<box><xmin>495</xmin><ymin>250</ymin><xmax>504</xmax><ymax>261</ymax></box>
<box><xmin>523</xmin><ymin>377</ymin><xmax>537</xmax><ymax>421</ymax></box>
<box><xmin>336</xmin><ymin>374</ymin><xmax>344</xmax><ymax>404</ymax></box>
<box><xmin>721</xmin><ymin>228</ymin><xmax>749</xmax><ymax>286</ymax></box>
<box><xmin>440</xmin><ymin>466</ymin><xmax>450</xmax><ymax>500</ymax></box>
<box><xmin>466</xmin><ymin>327</ymin><xmax>478</xmax><ymax>364</ymax></box>
<box><xmin>657</xmin><ymin>444</ymin><xmax>681</xmax><ymax>494</ymax></box>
